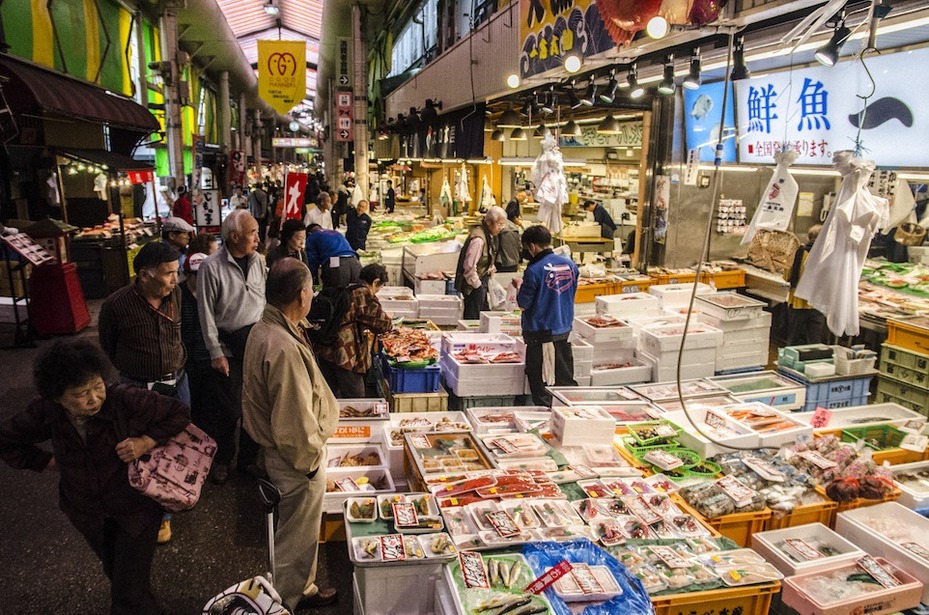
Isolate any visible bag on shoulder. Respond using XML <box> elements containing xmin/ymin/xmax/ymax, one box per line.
<box><xmin>203</xmin><ymin>576</ymin><xmax>290</xmax><ymax>615</ymax></box>
<box><xmin>128</xmin><ymin>423</ymin><xmax>217</xmax><ymax>513</ymax></box>
<box><xmin>305</xmin><ymin>284</ymin><xmax>357</xmax><ymax>345</ymax></box>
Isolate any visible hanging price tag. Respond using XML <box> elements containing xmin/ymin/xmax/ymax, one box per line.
<box><xmin>810</xmin><ymin>407</ymin><xmax>832</xmax><ymax>429</ymax></box>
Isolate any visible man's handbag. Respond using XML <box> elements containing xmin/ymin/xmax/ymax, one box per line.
<box><xmin>118</xmin><ymin>413</ymin><xmax>217</xmax><ymax>513</ymax></box>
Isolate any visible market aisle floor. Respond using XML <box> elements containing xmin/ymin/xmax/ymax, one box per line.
<box><xmin>0</xmin><ymin>301</ymin><xmax>353</xmax><ymax>615</ymax></box>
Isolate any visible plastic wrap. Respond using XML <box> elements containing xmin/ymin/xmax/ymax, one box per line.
<box><xmin>521</xmin><ymin>538</ymin><xmax>653</xmax><ymax>615</ymax></box>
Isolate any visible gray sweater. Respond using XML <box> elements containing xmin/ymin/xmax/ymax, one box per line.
<box><xmin>197</xmin><ymin>247</ymin><xmax>267</xmax><ymax>360</ymax></box>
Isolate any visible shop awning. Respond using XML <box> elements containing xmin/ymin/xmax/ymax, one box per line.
<box><xmin>56</xmin><ymin>148</ymin><xmax>153</xmax><ymax>172</ymax></box>
<box><xmin>0</xmin><ymin>54</ymin><xmax>159</xmax><ymax>133</ymax></box>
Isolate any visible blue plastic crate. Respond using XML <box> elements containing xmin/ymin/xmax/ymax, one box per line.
<box><xmin>383</xmin><ymin>361</ymin><xmax>442</xmax><ymax>394</ymax></box>
<box><xmin>800</xmin><ymin>376</ymin><xmax>872</xmax><ymax>411</ymax></box>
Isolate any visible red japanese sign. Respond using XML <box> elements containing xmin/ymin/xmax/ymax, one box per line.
<box><xmin>335</xmin><ymin>89</ymin><xmax>353</xmax><ymax>143</ymax></box>
<box><xmin>283</xmin><ymin>173</ymin><xmax>308</xmax><ymax>221</ymax></box>
<box><xmin>127</xmin><ymin>170</ymin><xmax>154</xmax><ymax>184</ymax></box>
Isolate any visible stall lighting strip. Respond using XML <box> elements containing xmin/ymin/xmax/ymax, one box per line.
<box><xmin>698</xmin><ymin>164</ymin><xmax>846</xmax><ymax>177</ymax></box>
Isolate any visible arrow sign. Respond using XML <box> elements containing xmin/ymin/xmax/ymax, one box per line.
<box><xmin>339</xmin><ymin>75</ymin><xmax>350</xmax><ymax>85</ymax></box>
<box><xmin>339</xmin><ymin>129</ymin><xmax>350</xmax><ymax>139</ymax></box>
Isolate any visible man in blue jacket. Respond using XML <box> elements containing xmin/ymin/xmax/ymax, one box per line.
<box><xmin>305</xmin><ymin>224</ymin><xmax>361</xmax><ymax>288</ymax></box>
<box><xmin>515</xmin><ymin>225</ymin><xmax>579</xmax><ymax>406</ymax></box>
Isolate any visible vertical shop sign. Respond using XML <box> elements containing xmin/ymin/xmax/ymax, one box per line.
<box><xmin>192</xmin><ymin>134</ymin><xmax>204</xmax><ymax>191</ymax></box>
<box><xmin>337</xmin><ymin>37</ymin><xmax>352</xmax><ymax>87</ymax></box>
<box><xmin>258</xmin><ymin>40</ymin><xmax>306</xmax><ymax>115</ymax></box>
<box><xmin>283</xmin><ymin>173</ymin><xmax>309</xmax><ymax>221</ymax></box>
<box><xmin>654</xmin><ymin>175</ymin><xmax>671</xmax><ymax>245</ymax></box>
<box><xmin>127</xmin><ymin>170</ymin><xmax>154</xmax><ymax>184</ymax></box>
<box><xmin>335</xmin><ymin>90</ymin><xmax>353</xmax><ymax>143</ymax></box>
<box><xmin>193</xmin><ymin>189</ymin><xmax>221</xmax><ymax>230</ymax></box>
<box><xmin>518</xmin><ymin>0</ymin><xmax>614</xmax><ymax>79</ymax></box>
<box><xmin>229</xmin><ymin>150</ymin><xmax>246</xmax><ymax>188</ymax></box>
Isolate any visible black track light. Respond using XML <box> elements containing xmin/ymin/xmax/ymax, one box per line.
<box><xmin>600</xmin><ymin>71</ymin><xmax>619</xmax><ymax>103</ymax></box>
<box><xmin>657</xmin><ymin>56</ymin><xmax>676</xmax><ymax>95</ymax></box>
<box><xmin>539</xmin><ymin>89</ymin><xmax>554</xmax><ymax>115</ymax></box>
<box><xmin>579</xmin><ymin>79</ymin><xmax>597</xmax><ymax>106</ymax></box>
<box><xmin>815</xmin><ymin>18</ymin><xmax>851</xmax><ymax>67</ymax></box>
<box><xmin>626</xmin><ymin>64</ymin><xmax>645</xmax><ymax>99</ymax></box>
<box><xmin>683</xmin><ymin>50</ymin><xmax>701</xmax><ymax>90</ymax></box>
<box><xmin>730</xmin><ymin>36</ymin><xmax>751</xmax><ymax>81</ymax></box>
<box><xmin>567</xmin><ymin>84</ymin><xmax>582</xmax><ymax>109</ymax></box>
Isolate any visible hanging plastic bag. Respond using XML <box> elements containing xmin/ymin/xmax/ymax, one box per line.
<box><xmin>742</xmin><ymin>149</ymin><xmax>799</xmax><ymax>245</ymax></box>
<box><xmin>504</xmin><ymin>281</ymin><xmax>519</xmax><ymax>312</ymax></box>
<box><xmin>488</xmin><ymin>277</ymin><xmax>508</xmax><ymax>310</ymax></box>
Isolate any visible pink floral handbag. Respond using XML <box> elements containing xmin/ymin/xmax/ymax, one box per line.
<box><xmin>127</xmin><ymin>423</ymin><xmax>217</xmax><ymax>513</ymax></box>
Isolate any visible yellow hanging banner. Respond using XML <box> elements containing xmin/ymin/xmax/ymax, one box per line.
<box><xmin>258</xmin><ymin>40</ymin><xmax>305</xmax><ymax>115</ymax></box>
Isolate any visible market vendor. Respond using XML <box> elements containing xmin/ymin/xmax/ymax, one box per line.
<box><xmin>514</xmin><ymin>225</ymin><xmax>579</xmax><ymax>407</ymax></box>
<box><xmin>305</xmin><ymin>223</ymin><xmax>361</xmax><ymax>288</ymax></box>
<box><xmin>454</xmin><ymin>206</ymin><xmax>506</xmax><ymax>319</ymax></box>
<box><xmin>584</xmin><ymin>199</ymin><xmax>617</xmax><ymax>240</ymax></box>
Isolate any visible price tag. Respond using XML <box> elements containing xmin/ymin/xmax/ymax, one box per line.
<box><xmin>486</xmin><ymin>510</ymin><xmax>520</xmax><ymax>538</ymax></box>
<box><xmin>742</xmin><ymin>456</ymin><xmax>786</xmax><ymax>483</ymax></box>
<box><xmin>704</xmin><ymin>409</ymin><xmax>728</xmax><ymax>430</ymax></box>
<box><xmin>856</xmin><ymin>555</ymin><xmax>901</xmax><ymax>589</ymax></box>
<box><xmin>784</xmin><ymin>538</ymin><xmax>824</xmax><ymax>561</ymax></box>
<box><xmin>799</xmin><ymin>450</ymin><xmax>838</xmax><ymax>470</ymax></box>
<box><xmin>335</xmin><ymin>476</ymin><xmax>361</xmax><ymax>492</ymax></box>
<box><xmin>571</xmin><ymin>464</ymin><xmax>598</xmax><ymax>479</ymax></box>
<box><xmin>902</xmin><ymin>542</ymin><xmax>929</xmax><ymax>562</ymax></box>
<box><xmin>525</xmin><ymin>561</ymin><xmax>573</xmax><ymax>594</ymax></box>
<box><xmin>458</xmin><ymin>551</ymin><xmax>490</xmax><ymax>589</ymax></box>
<box><xmin>900</xmin><ymin>433</ymin><xmax>929</xmax><ymax>453</ymax></box>
<box><xmin>810</xmin><ymin>407</ymin><xmax>832</xmax><ymax>429</ymax></box>
<box><xmin>902</xmin><ymin>418</ymin><xmax>927</xmax><ymax>433</ymax></box>
<box><xmin>380</xmin><ymin>534</ymin><xmax>407</xmax><ymax>562</ymax></box>
<box><xmin>410</xmin><ymin>434</ymin><xmax>431</xmax><ymax>449</ymax></box>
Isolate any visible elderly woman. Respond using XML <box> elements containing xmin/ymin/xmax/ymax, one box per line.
<box><xmin>0</xmin><ymin>340</ymin><xmax>190</xmax><ymax>615</ymax></box>
<box><xmin>266</xmin><ymin>218</ymin><xmax>309</xmax><ymax>268</ymax></box>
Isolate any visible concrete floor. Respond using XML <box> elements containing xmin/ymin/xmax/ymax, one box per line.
<box><xmin>0</xmin><ymin>300</ymin><xmax>354</xmax><ymax>615</ymax></box>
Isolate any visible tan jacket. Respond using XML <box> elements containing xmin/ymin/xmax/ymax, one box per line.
<box><xmin>242</xmin><ymin>305</ymin><xmax>339</xmax><ymax>473</ymax></box>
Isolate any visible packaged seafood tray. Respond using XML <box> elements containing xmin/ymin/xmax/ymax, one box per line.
<box><xmin>781</xmin><ymin>556</ymin><xmax>923</xmax><ymax>615</ymax></box>
<box><xmin>403</xmin><ymin>431</ymin><xmax>496</xmax><ymax>485</ymax></box>
<box><xmin>596</xmin><ymin>401</ymin><xmax>662</xmax><ymax>426</ymax></box>
<box><xmin>552</xmin><ymin>564</ymin><xmax>624</xmax><ymax>602</ymax></box>
<box><xmin>629</xmin><ymin>378</ymin><xmax>728</xmax><ymax>402</ymax></box>
<box><xmin>551</xmin><ymin>406</ymin><xmax>617</xmax><ymax>447</ymax></box>
<box><xmin>480</xmin><ymin>433</ymin><xmax>549</xmax><ymax>461</ymax></box>
<box><xmin>595</xmin><ymin>292</ymin><xmax>660</xmax><ymax>319</ymax></box>
<box><xmin>349</xmin><ymin>532</ymin><xmax>456</xmax><ymax>565</ymax></box>
<box><xmin>324</xmin><ymin>467</ymin><xmax>395</xmax><ymax>514</ymax></box>
<box><xmin>638</xmin><ymin>322</ymin><xmax>723</xmax><ymax>354</ymax></box>
<box><xmin>653</xmin><ymin>394</ymin><xmax>741</xmax><ymax>414</ymax></box>
<box><xmin>664</xmin><ymin>409</ymin><xmax>761</xmax><ymax>457</ymax></box>
<box><xmin>589</xmin><ymin>360</ymin><xmax>652</xmax><ymax>387</ymax></box>
<box><xmin>751</xmin><ymin>523</ymin><xmax>866</xmax><ymax>576</ymax></box>
<box><xmin>693</xmin><ymin>292</ymin><xmax>767</xmax><ymax>321</ymax></box>
<box><xmin>479</xmin><ymin>311</ymin><xmax>522</xmax><ymax>334</ymax></box>
<box><xmin>835</xmin><ymin>501</ymin><xmax>929</xmax><ymax>604</ymax></box>
<box><xmin>465</xmin><ymin>406</ymin><xmax>550</xmax><ymax>435</ymax></box>
<box><xmin>444</xmin><ymin>553</ymin><xmax>554</xmax><ymax>615</ymax></box>
<box><xmin>548</xmin><ymin>386</ymin><xmax>643</xmax><ymax>406</ymax></box>
<box><xmin>890</xmin><ymin>459</ymin><xmax>929</xmax><ymax>509</ymax></box>
<box><xmin>337</xmin><ymin>398</ymin><xmax>389</xmax><ymax>420</ymax></box>
<box><xmin>792</xmin><ymin>402</ymin><xmax>927</xmax><ymax>433</ymax></box>
<box><xmin>440</xmin><ymin>332</ymin><xmax>520</xmax><ymax>356</ymax></box>
<box><xmin>648</xmin><ymin>282</ymin><xmax>715</xmax><ymax>308</ymax></box>
<box><xmin>717</xmin><ymin>402</ymin><xmax>812</xmax><ymax>448</ymax></box>
<box><xmin>708</xmin><ymin>370</ymin><xmax>807</xmax><ymax>412</ymax></box>
<box><xmin>573</xmin><ymin>314</ymin><xmax>635</xmax><ymax>345</ymax></box>
<box><xmin>326</xmin><ymin>444</ymin><xmax>387</xmax><ymax>469</ymax></box>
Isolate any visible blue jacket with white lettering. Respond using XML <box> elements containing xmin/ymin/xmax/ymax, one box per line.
<box><xmin>517</xmin><ymin>248</ymin><xmax>578</xmax><ymax>339</ymax></box>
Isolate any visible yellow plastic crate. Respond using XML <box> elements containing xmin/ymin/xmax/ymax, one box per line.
<box><xmin>574</xmin><ymin>281</ymin><xmax>616</xmax><ymax>303</ymax></box>
<box><xmin>652</xmin><ymin>581</ymin><xmax>780</xmax><ymax>615</ymax></box>
<box><xmin>674</xmin><ymin>497</ymin><xmax>771</xmax><ymax>547</ymax></box>
<box><xmin>650</xmin><ymin>271</ymin><xmax>698</xmax><ymax>285</ymax></box>
<box><xmin>764</xmin><ymin>497</ymin><xmax>837</xmax><ymax>531</ymax></box>
<box><xmin>616</xmin><ymin>278</ymin><xmax>653</xmax><ymax>294</ymax></box>
<box><xmin>699</xmin><ymin>269</ymin><xmax>746</xmax><ymax>289</ymax></box>
<box><xmin>887</xmin><ymin>318</ymin><xmax>929</xmax><ymax>355</ymax></box>
<box><xmin>816</xmin><ymin>485</ymin><xmax>901</xmax><ymax>529</ymax></box>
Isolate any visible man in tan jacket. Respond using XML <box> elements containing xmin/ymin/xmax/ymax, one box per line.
<box><xmin>242</xmin><ymin>258</ymin><xmax>339</xmax><ymax>611</ymax></box>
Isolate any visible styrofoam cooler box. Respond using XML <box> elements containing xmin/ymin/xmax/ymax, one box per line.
<box><xmin>595</xmin><ymin>292</ymin><xmax>659</xmax><ymax>319</ymax></box>
<box><xmin>323</xmin><ymin>466</ymin><xmax>395</xmax><ymax>513</ymax></box>
<box><xmin>716</xmin><ymin>402</ymin><xmax>812</xmax><ymax>448</ymax></box>
<box><xmin>574</xmin><ymin>359</ymin><xmax>593</xmax><ymax>378</ymax></box>
<box><xmin>791</xmin><ymin>403</ymin><xmax>927</xmax><ymax>432</ymax></box>
<box><xmin>639</xmin><ymin>323</ymin><xmax>723</xmax><ymax>355</ymax></box>
<box><xmin>590</xmin><ymin>360</ymin><xmax>652</xmax><ymax>386</ymax></box>
<box><xmin>402</xmin><ymin>242</ymin><xmax>462</xmax><ymax>278</ymax></box>
<box><xmin>354</xmin><ymin>562</ymin><xmax>444</xmax><ymax>615</ymax></box>
<box><xmin>701</xmin><ymin>310</ymin><xmax>772</xmax><ymax>333</ymax></box>
<box><xmin>441</xmin><ymin>354</ymin><xmax>525</xmax><ymax>382</ymax></box>
<box><xmin>456</xmin><ymin>319</ymin><xmax>480</xmax><ymax>331</ymax></box>
<box><xmin>573</xmin><ymin>315</ymin><xmax>635</xmax><ymax>345</ymax></box>
<box><xmin>441</xmin><ymin>332</ymin><xmax>519</xmax><ymax>356</ymax></box>
<box><xmin>890</xmin><ymin>460</ymin><xmax>929</xmax><ymax>510</ymax></box>
<box><xmin>664</xmin><ymin>408</ymin><xmax>761</xmax><ymax>456</ymax></box>
<box><xmin>418</xmin><ymin>294</ymin><xmax>463</xmax><ymax>326</ymax></box>
<box><xmin>379</xmin><ymin>285</ymin><xmax>415</xmax><ymax>298</ymax></box>
<box><xmin>551</xmin><ymin>406</ymin><xmax>616</xmax><ymax>446</ymax></box>
<box><xmin>694</xmin><ymin>292</ymin><xmax>767</xmax><ymax>321</ymax></box>
<box><xmin>326</xmin><ymin>443</ymin><xmax>387</xmax><ymax>469</ymax></box>
<box><xmin>381</xmin><ymin>297</ymin><xmax>419</xmax><ymax>319</ymax></box>
<box><xmin>442</xmin><ymin>366</ymin><xmax>526</xmax><ymax>397</ymax></box>
<box><xmin>414</xmin><ymin>277</ymin><xmax>448</xmax><ymax>295</ymax></box>
<box><xmin>480</xmin><ymin>311</ymin><xmax>522</xmax><ymax>334</ymax></box>
<box><xmin>715</xmin><ymin>349</ymin><xmax>770</xmax><ymax>373</ymax></box>
<box><xmin>571</xmin><ymin>336</ymin><xmax>594</xmax><ymax>362</ymax></box>
<box><xmin>752</xmin><ymin>523</ymin><xmax>866</xmax><ymax>577</ymax></box>
<box><xmin>626</xmin><ymin>314</ymin><xmax>691</xmax><ymax>337</ymax></box>
<box><xmin>834</xmin><ymin>502</ymin><xmax>929</xmax><ymax>605</ymax></box>
<box><xmin>382</xmin><ymin>411</ymin><xmax>470</xmax><ymax>476</ymax></box>
<box><xmin>637</xmin><ymin>349</ymin><xmax>717</xmax><ymax>381</ymax></box>
<box><xmin>575</xmin><ymin>375</ymin><xmax>592</xmax><ymax>386</ymax></box>
<box><xmin>648</xmin><ymin>282</ymin><xmax>715</xmax><ymax>309</ymax></box>
<box><xmin>466</xmin><ymin>406</ymin><xmax>550</xmax><ymax>435</ymax></box>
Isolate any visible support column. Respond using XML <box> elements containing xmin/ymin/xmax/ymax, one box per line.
<box><xmin>218</xmin><ymin>71</ymin><xmax>231</xmax><ymax>152</ymax></box>
<box><xmin>134</xmin><ymin>10</ymin><xmax>148</xmax><ymax>107</ymax></box>
<box><xmin>159</xmin><ymin>4</ymin><xmax>184</xmax><ymax>186</ymax></box>
<box><xmin>239</xmin><ymin>93</ymin><xmax>249</xmax><ymax>158</ymax></box>
<box><xmin>253</xmin><ymin>109</ymin><xmax>263</xmax><ymax>174</ymax></box>
<box><xmin>351</xmin><ymin>3</ymin><xmax>369</xmax><ymax>198</ymax></box>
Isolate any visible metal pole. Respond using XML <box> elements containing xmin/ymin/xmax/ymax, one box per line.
<box><xmin>159</xmin><ymin>3</ymin><xmax>185</xmax><ymax>186</ymax></box>
<box><xmin>352</xmin><ymin>3</ymin><xmax>369</xmax><ymax>198</ymax></box>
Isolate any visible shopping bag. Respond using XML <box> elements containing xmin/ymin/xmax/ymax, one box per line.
<box><xmin>488</xmin><ymin>277</ymin><xmax>508</xmax><ymax>310</ymax></box>
<box><xmin>128</xmin><ymin>423</ymin><xmax>217</xmax><ymax>513</ymax></box>
<box><xmin>203</xmin><ymin>576</ymin><xmax>290</xmax><ymax>615</ymax></box>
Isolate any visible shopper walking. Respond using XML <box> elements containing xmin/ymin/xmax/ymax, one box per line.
<box><xmin>0</xmin><ymin>339</ymin><xmax>190</xmax><ymax>615</ymax></box>
<box><xmin>229</xmin><ymin>185</ymin><xmax>248</xmax><ymax>210</ymax></box>
<box><xmin>313</xmin><ymin>263</ymin><xmax>393</xmax><ymax>398</ymax></box>
<box><xmin>242</xmin><ymin>258</ymin><xmax>339</xmax><ymax>611</ymax></box>
<box><xmin>304</xmin><ymin>192</ymin><xmax>334</xmax><ymax>230</ymax></box>
<box><xmin>160</xmin><ymin>216</ymin><xmax>194</xmax><ymax>273</ymax></box>
<box><xmin>305</xmin><ymin>224</ymin><xmax>361</xmax><ymax>289</ymax></box>
<box><xmin>384</xmin><ymin>180</ymin><xmax>396</xmax><ymax>213</ymax></box>
<box><xmin>515</xmin><ymin>225</ymin><xmax>579</xmax><ymax>407</ymax></box>
<box><xmin>267</xmin><ymin>218</ymin><xmax>310</xmax><ymax>269</ymax></box>
<box><xmin>98</xmin><ymin>241</ymin><xmax>188</xmax><ymax>543</ymax></box>
<box><xmin>346</xmin><ymin>199</ymin><xmax>373</xmax><ymax>252</ymax></box>
<box><xmin>333</xmin><ymin>180</ymin><xmax>351</xmax><ymax>228</ymax></box>
<box><xmin>248</xmin><ymin>182</ymin><xmax>270</xmax><ymax>242</ymax></box>
<box><xmin>455</xmin><ymin>206</ymin><xmax>507</xmax><ymax>319</ymax></box>
<box><xmin>197</xmin><ymin>209</ymin><xmax>266</xmax><ymax>480</ymax></box>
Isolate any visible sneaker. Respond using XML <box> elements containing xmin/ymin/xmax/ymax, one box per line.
<box><xmin>157</xmin><ymin>520</ymin><xmax>172</xmax><ymax>544</ymax></box>
<box><xmin>211</xmin><ymin>463</ymin><xmax>229</xmax><ymax>485</ymax></box>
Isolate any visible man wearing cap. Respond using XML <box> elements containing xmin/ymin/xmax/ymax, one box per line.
<box><xmin>98</xmin><ymin>241</ymin><xmax>187</xmax><ymax>542</ymax></box>
<box><xmin>161</xmin><ymin>216</ymin><xmax>195</xmax><ymax>273</ymax></box>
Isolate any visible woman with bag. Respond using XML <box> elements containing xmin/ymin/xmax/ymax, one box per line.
<box><xmin>0</xmin><ymin>340</ymin><xmax>190</xmax><ymax>615</ymax></box>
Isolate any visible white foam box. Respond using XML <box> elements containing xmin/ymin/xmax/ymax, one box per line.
<box><xmin>791</xmin><ymin>403</ymin><xmax>927</xmax><ymax>433</ymax></box>
<box><xmin>323</xmin><ymin>466</ymin><xmax>395</xmax><ymax>514</ymax></box>
<box><xmin>418</xmin><ymin>295</ymin><xmax>464</xmax><ymax>326</ymax></box>
<box><xmin>648</xmin><ymin>282</ymin><xmax>715</xmax><ymax>309</ymax></box>
<box><xmin>466</xmin><ymin>406</ymin><xmax>550</xmax><ymax>435</ymax></box>
<box><xmin>571</xmin><ymin>336</ymin><xmax>593</xmax><ymax>362</ymax></box>
<box><xmin>414</xmin><ymin>277</ymin><xmax>447</xmax><ymax>296</ymax></box>
<box><xmin>595</xmin><ymin>292</ymin><xmax>660</xmax><ymax>319</ymax></box>
<box><xmin>715</xmin><ymin>349</ymin><xmax>770</xmax><ymax>373</ymax></box>
<box><xmin>890</xmin><ymin>460</ymin><xmax>929</xmax><ymax>510</ymax></box>
<box><xmin>638</xmin><ymin>323</ymin><xmax>723</xmax><ymax>355</ymax></box>
<box><xmin>456</xmin><ymin>319</ymin><xmax>480</xmax><ymax>331</ymax></box>
<box><xmin>354</xmin><ymin>562</ymin><xmax>443</xmax><ymax>615</ymax></box>
<box><xmin>326</xmin><ymin>443</ymin><xmax>387</xmax><ymax>469</ymax></box>
<box><xmin>402</xmin><ymin>242</ymin><xmax>462</xmax><ymax>277</ymax></box>
<box><xmin>441</xmin><ymin>332</ymin><xmax>519</xmax><ymax>356</ymax></box>
<box><xmin>701</xmin><ymin>310</ymin><xmax>772</xmax><ymax>333</ymax></box>
<box><xmin>479</xmin><ymin>310</ymin><xmax>522</xmax><ymax>334</ymax></box>
<box><xmin>637</xmin><ymin>349</ymin><xmax>717</xmax><ymax>382</ymax></box>
<box><xmin>551</xmin><ymin>405</ymin><xmax>616</xmax><ymax>446</ymax></box>
<box><xmin>575</xmin><ymin>375</ymin><xmax>592</xmax><ymax>387</ymax></box>
<box><xmin>752</xmin><ymin>523</ymin><xmax>866</xmax><ymax>577</ymax></box>
<box><xmin>626</xmin><ymin>314</ymin><xmax>692</xmax><ymax>338</ymax></box>
<box><xmin>835</xmin><ymin>501</ymin><xmax>929</xmax><ymax>605</ymax></box>
<box><xmin>379</xmin><ymin>285</ymin><xmax>416</xmax><ymax>298</ymax></box>
<box><xmin>574</xmin><ymin>360</ymin><xmax>593</xmax><ymax>379</ymax></box>
<box><xmin>719</xmin><ymin>334</ymin><xmax>771</xmax><ymax>354</ymax></box>
<box><xmin>381</xmin><ymin>297</ymin><xmax>419</xmax><ymax>318</ymax></box>
<box><xmin>663</xmin><ymin>409</ymin><xmax>761</xmax><ymax>457</ymax></box>
<box><xmin>440</xmin><ymin>354</ymin><xmax>525</xmax><ymax>382</ymax></box>
<box><xmin>717</xmin><ymin>402</ymin><xmax>812</xmax><ymax>449</ymax></box>
<box><xmin>382</xmin><ymin>411</ymin><xmax>470</xmax><ymax>476</ymax></box>
<box><xmin>442</xmin><ymin>366</ymin><xmax>526</xmax><ymax>397</ymax></box>
<box><xmin>590</xmin><ymin>360</ymin><xmax>652</xmax><ymax>386</ymax></box>
<box><xmin>693</xmin><ymin>292</ymin><xmax>767</xmax><ymax>321</ymax></box>
<box><xmin>573</xmin><ymin>315</ymin><xmax>635</xmax><ymax>345</ymax></box>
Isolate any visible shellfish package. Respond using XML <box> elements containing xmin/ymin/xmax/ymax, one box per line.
<box><xmin>742</xmin><ymin>150</ymin><xmax>799</xmax><ymax>246</ymax></box>
<box><xmin>521</xmin><ymin>538</ymin><xmax>653</xmax><ymax>615</ymax></box>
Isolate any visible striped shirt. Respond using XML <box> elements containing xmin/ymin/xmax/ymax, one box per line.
<box><xmin>98</xmin><ymin>281</ymin><xmax>186</xmax><ymax>381</ymax></box>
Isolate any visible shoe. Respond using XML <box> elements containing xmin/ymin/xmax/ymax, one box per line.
<box><xmin>211</xmin><ymin>463</ymin><xmax>229</xmax><ymax>485</ymax></box>
<box><xmin>157</xmin><ymin>520</ymin><xmax>172</xmax><ymax>544</ymax></box>
<box><xmin>296</xmin><ymin>587</ymin><xmax>338</xmax><ymax>609</ymax></box>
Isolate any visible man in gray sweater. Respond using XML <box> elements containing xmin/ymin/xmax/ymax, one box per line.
<box><xmin>197</xmin><ymin>209</ymin><xmax>267</xmax><ymax>481</ymax></box>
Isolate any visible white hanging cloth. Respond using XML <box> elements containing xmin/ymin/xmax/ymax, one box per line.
<box><xmin>439</xmin><ymin>176</ymin><xmax>453</xmax><ymax>208</ymax></box>
<box><xmin>480</xmin><ymin>175</ymin><xmax>495</xmax><ymax>209</ymax></box>
<box><xmin>742</xmin><ymin>149</ymin><xmax>799</xmax><ymax>245</ymax></box>
<box><xmin>455</xmin><ymin>163</ymin><xmax>472</xmax><ymax>204</ymax></box>
<box><xmin>885</xmin><ymin>178</ymin><xmax>917</xmax><ymax>230</ymax></box>
<box><xmin>531</xmin><ymin>133</ymin><xmax>567</xmax><ymax>234</ymax></box>
<box><xmin>351</xmin><ymin>184</ymin><xmax>364</xmax><ymax>207</ymax></box>
<box><xmin>93</xmin><ymin>173</ymin><xmax>109</xmax><ymax>201</ymax></box>
<box><xmin>795</xmin><ymin>151</ymin><xmax>889</xmax><ymax>337</ymax></box>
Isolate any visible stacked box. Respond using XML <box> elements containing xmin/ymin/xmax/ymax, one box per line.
<box><xmin>440</xmin><ymin>354</ymin><xmax>526</xmax><ymax>397</ymax></box>
<box><xmin>875</xmin><ymin>343</ymin><xmax>929</xmax><ymax>413</ymax></box>
<box><xmin>595</xmin><ymin>292</ymin><xmax>659</xmax><ymax>320</ymax></box>
<box><xmin>572</xmin><ymin>336</ymin><xmax>593</xmax><ymax>380</ymax></box>
<box><xmin>479</xmin><ymin>310</ymin><xmax>522</xmax><ymax>335</ymax></box>
<box><xmin>700</xmin><ymin>310</ymin><xmax>772</xmax><ymax>373</ymax></box>
<box><xmin>648</xmin><ymin>282</ymin><xmax>715</xmax><ymax>310</ymax></box>
<box><xmin>401</xmin><ymin>242</ymin><xmax>462</xmax><ymax>281</ymax></box>
<box><xmin>637</xmin><ymin>322</ymin><xmax>723</xmax><ymax>382</ymax></box>
<box><xmin>378</xmin><ymin>286</ymin><xmax>419</xmax><ymax>319</ymax></box>
<box><xmin>413</xmin><ymin>276</ymin><xmax>447</xmax><ymax>296</ymax></box>
<box><xmin>416</xmin><ymin>294</ymin><xmax>462</xmax><ymax>326</ymax></box>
